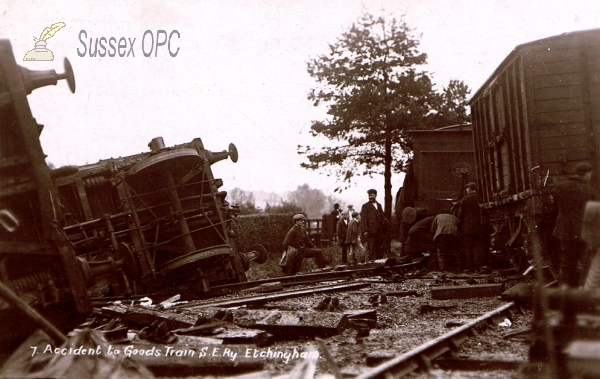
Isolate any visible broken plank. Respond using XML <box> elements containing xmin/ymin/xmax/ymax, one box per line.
<box><xmin>430</xmin><ymin>283</ymin><xmax>506</xmax><ymax>300</ymax></box>
<box><xmin>101</xmin><ymin>303</ymin><xmax>198</xmax><ymax>330</ymax></box>
<box><xmin>173</xmin><ymin>334</ymin><xmax>223</xmax><ymax>346</ymax></box>
<box><xmin>211</xmin><ymin>327</ymin><xmax>273</xmax><ymax>346</ymax></box>
<box><xmin>201</xmin><ymin>308</ymin><xmax>349</xmax><ymax>338</ymax></box>
<box><xmin>172</xmin><ymin>321</ymin><xmax>226</xmax><ymax>335</ymax></box>
<box><xmin>344</xmin><ymin>309</ymin><xmax>378</xmax><ymax>329</ymax></box>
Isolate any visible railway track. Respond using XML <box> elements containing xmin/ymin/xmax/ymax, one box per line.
<box><xmin>86</xmin><ymin>264</ymin><xmax>536</xmax><ymax>378</ymax></box>
<box><xmin>204</xmin><ymin>259</ymin><xmax>425</xmax><ymax>296</ymax></box>
<box><xmin>90</xmin><ymin>258</ymin><xmax>426</xmax><ymax>307</ymax></box>
<box><xmin>235</xmin><ymin>271</ymin><xmax>535</xmax><ymax>377</ymax></box>
<box><xmin>181</xmin><ymin>281</ymin><xmax>370</xmax><ymax>309</ymax></box>
<box><xmin>356</xmin><ymin>301</ymin><xmax>519</xmax><ymax>378</ymax></box>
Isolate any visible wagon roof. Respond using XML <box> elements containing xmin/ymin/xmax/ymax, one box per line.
<box><xmin>468</xmin><ymin>28</ymin><xmax>600</xmax><ymax>103</ymax></box>
<box><xmin>407</xmin><ymin>123</ymin><xmax>472</xmax><ymax>135</ymax></box>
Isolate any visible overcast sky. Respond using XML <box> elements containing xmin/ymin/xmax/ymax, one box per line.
<box><xmin>2</xmin><ymin>0</ymin><xmax>600</xmax><ymax>208</ymax></box>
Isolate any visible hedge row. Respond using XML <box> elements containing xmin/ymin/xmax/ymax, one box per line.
<box><xmin>232</xmin><ymin>213</ymin><xmax>296</xmax><ymax>260</ymax></box>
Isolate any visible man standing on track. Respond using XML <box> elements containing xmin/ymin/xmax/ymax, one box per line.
<box><xmin>457</xmin><ymin>182</ymin><xmax>481</xmax><ymax>273</ymax></box>
<box><xmin>360</xmin><ymin>189</ymin><xmax>386</xmax><ymax>261</ymax></box>
<box><xmin>336</xmin><ymin>210</ymin><xmax>349</xmax><ymax>264</ymax></box>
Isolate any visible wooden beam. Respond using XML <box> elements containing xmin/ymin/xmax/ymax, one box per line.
<box><xmin>430</xmin><ymin>283</ymin><xmax>505</xmax><ymax>300</ymax></box>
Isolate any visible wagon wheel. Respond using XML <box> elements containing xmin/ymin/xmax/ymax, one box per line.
<box><xmin>521</xmin><ymin>220</ymin><xmax>558</xmax><ymax>280</ymax></box>
<box><xmin>545</xmin><ymin>237</ymin><xmax>561</xmax><ymax>281</ymax></box>
<box><xmin>116</xmin><ymin>243</ymin><xmax>140</xmax><ymax>295</ymax></box>
<box><xmin>251</xmin><ymin>244</ymin><xmax>268</xmax><ymax>264</ymax></box>
<box><xmin>508</xmin><ymin>246</ymin><xmax>527</xmax><ymax>274</ymax></box>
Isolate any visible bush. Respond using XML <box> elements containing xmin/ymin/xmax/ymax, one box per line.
<box><xmin>232</xmin><ymin>213</ymin><xmax>342</xmax><ymax>280</ymax></box>
<box><xmin>232</xmin><ymin>213</ymin><xmax>295</xmax><ymax>260</ymax></box>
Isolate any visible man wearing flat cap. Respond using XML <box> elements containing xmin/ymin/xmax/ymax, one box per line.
<box><xmin>553</xmin><ymin>161</ymin><xmax>599</xmax><ymax>286</ymax></box>
<box><xmin>361</xmin><ymin>189</ymin><xmax>386</xmax><ymax>261</ymax></box>
<box><xmin>280</xmin><ymin>213</ymin><xmax>328</xmax><ymax>275</ymax></box>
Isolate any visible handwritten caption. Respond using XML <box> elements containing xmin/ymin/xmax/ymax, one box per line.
<box><xmin>30</xmin><ymin>344</ymin><xmax>319</xmax><ymax>364</ymax></box>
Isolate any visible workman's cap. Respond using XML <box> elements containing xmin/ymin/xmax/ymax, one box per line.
<box><xmin>367</xmin><ymin>189</ymin><xmax>377</xmax><ymax>195</ymax></box>
<box><xmin>352</xmin><ymin>211</ymin><xmax>360</xmax><ymax>218</ymax></box>
<box><xmin>466</xmin><ymin>182</ymin><xmax>477</xmax><ymax>190</ymax></box>
<box><xmin>341</xmin><ymin>210</ymin><xmax>349</xmax><ymax>216</ymax></box>
<box><xmin>575</xmin><ymin>162</ymin><xmax>593</xmax><ymax>176</ymax></box>
<box><xmin>293</xmin><ymin>214</ymin><xmax>306</xmax><ymax>222</ymax></box>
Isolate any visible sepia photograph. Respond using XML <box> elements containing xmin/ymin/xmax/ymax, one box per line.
<box><xmin>1</xmin><ymin>0</ymin><xmax>600</xmax><ymax>377</ymax></box>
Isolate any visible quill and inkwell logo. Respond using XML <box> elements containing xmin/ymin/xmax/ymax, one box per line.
<box><xmin>23</xmin><ymin>22</ymin><xmax>66</xmax><ymax>61</ymax></box>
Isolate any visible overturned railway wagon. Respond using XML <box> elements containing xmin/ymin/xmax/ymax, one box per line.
<box><xmin>55</xmin><ymin>136</ymin><xmax>266</xmax><ymax>297</ymax></box>
<box><xmin>0</xmin><ymin>40</ymin><xmax>91</xmax><ymax>351</ymax></box>
<box><xmin>0</xmin><ymin>39</ymin><xmax>264</xmax><ymax>351</ymax></box>
<box><xmin>469</xmin><ymin>29</ymin><xmax>600</xmax><ymax>271</ymax></box>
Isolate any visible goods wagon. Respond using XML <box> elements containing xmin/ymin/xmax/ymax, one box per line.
<box><xmin>54</xmin><ymin>136</ymin><xmax>266</xmax><ymax>297</ymax></box>
<box><xmin>0</xmin><ymin>40</ymin><xmax>91</xmax><ymax>351</ymax></box>
<box><xmin>396</xmin><ymin>124</ymin><xmax>475</xmax><ymax>240</ymax></box>
<box><xmin>0</xmin><ymin>38</ymin><xmax>265</xmax><ymax>351</ymax></box>
<box><xmin>469</xmin><ymin>29</ymin><xmax>600</xmax><ymax>272</ymax></box>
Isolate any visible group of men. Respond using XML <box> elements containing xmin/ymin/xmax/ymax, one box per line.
<box><xmin>404</xmin><ymin>182</ymin><xmax>483</xmax><ymax>273</ymax></box>
<box><xmin>278</xmin><ymin>162</ymin><xmax>599</xmax><ymax>284</ymax></box>
<box><xmin>279</xmin><ymin>189</ymin><xmax>387</xmax><ymax>275</ymax></box>
<box><xmin>332</xmin><ymin>206</ymin><xmax>362</xmax><ymax>266</ymax></box>
<box><xmin>332</xmin><ymin>189</ymin><xmax>388</xmax><ymax>265</ymax></box>
<box><xmin>403</xmin><ymin>161</ymin><xmax>599</xmax><ymax>286</ymax></box>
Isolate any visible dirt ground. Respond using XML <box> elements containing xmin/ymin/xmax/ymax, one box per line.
<box><xmin>235</xmin><ymin>274</ymin><xmax>533</xmax><ymax>378</ymax></box>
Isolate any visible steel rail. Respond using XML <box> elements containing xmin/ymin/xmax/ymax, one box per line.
<box><xmin>355</xmin><ymin>301</ymin><xmax>517</xmax><ymax>379</ymax></box>
<box><xmin>204</xmin><ymin>260</ymin><xmax>425</xmax><ymax>296</ymax></box>
<box><xmin>90</xmin><ymin>260</ymin><xmax>425</xmax><ymax>306</ymax></box>
<box><xmin>180</xmin><ymin>281</ymin><xmax>370</xmax><ymax>309</ymax></box>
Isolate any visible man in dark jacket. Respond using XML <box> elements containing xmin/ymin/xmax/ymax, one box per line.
<box><xmin>336</xmin><ymin>210</ymin><xmax>349</xmax><ymax>264</ymax></box>
<box><xmin>404</xmin><ymin>216</ymin><xmax>435</xmax><ymax>261</ymax></box>
<box><xmin>329</xmin><ymin>203</ymin><xmax>342</xmax><ymax>245</ymax></box>
<box><xmin>280</xmin><ymin>214</ymin><xmax>328</xmax><ymax>276</ymax></box>
<box><xmin>458</xmin><ymin>182</ymin><xmax>481</xmax><ymax>273</ymax></box>
<box><xmin>553</xmin><ymin>162</ymin><xmax>599</xmax><ymax>287</ymax></box>
<box><xmin>360</xmin><ymin>189</ymin><xmax>386</xmax><ymax>261</ymax></box>
<box><xmin>431</xmin><ymin>213</ymin><xmax>459</xmax><ymax>271</ymax></box>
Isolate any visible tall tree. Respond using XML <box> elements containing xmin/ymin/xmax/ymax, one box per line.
<box><xmin>228</xmin><ymin>188</ymin><xmax>262</xmax><ymax>214</ymax></box>
<box><xmin>264</xmin><ymin>200</ymin><xmax>303</xmax><ymax>215</ymax></box>
<box><xmin>301</xmin><ymin>13</ymin><xmax>440</xmax><ymax>223</ymax></box>
<box><xmin>287</xmin><ymin>184</ymin><xmax>329</xmax><ymax>219</ymax></box>
<box><xmin>426</xmin><ymin>79</ymin><xmax>471</xmax><ymax>129</ymax></box>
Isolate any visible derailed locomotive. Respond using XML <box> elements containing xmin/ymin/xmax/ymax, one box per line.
<box><xmin>0</xmin><ymin>39</ymin><xmax>264</xmax><ymax>350</ymax></box>
<box><xmin>469</xmin><ymin>28</ymin><xmax>600</xmax><ymax>274</ymax></box>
